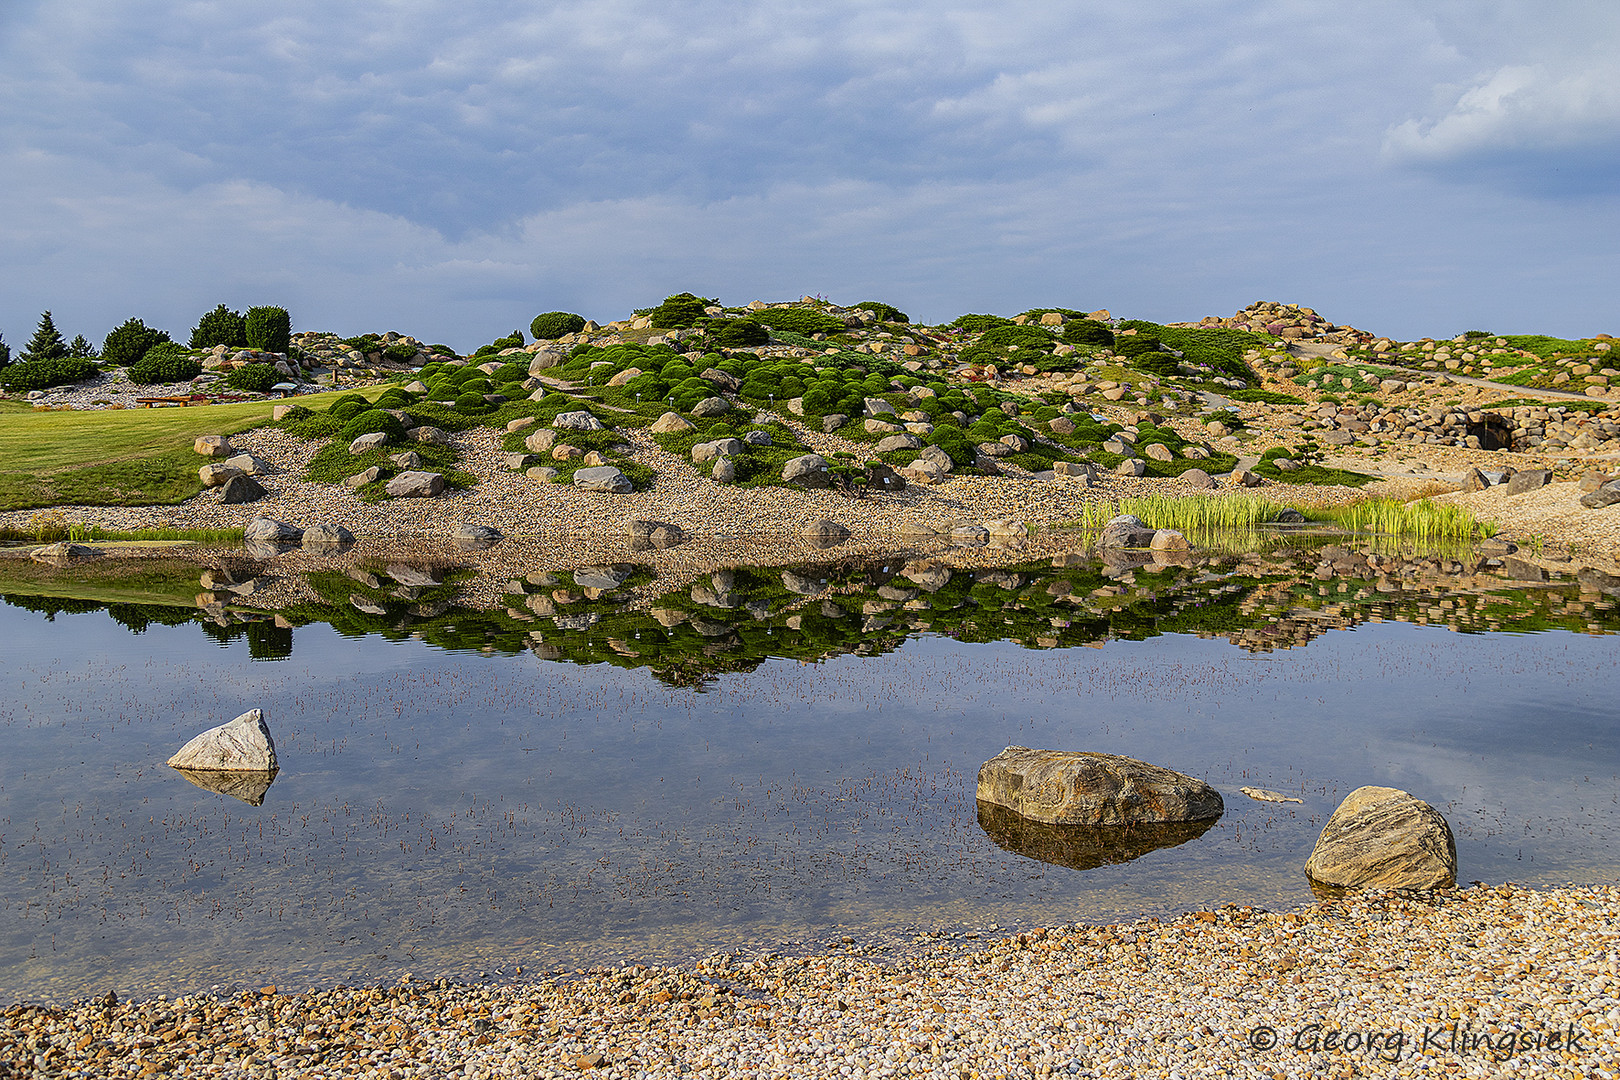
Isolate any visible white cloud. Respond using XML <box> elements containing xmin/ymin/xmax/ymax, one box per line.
<box><xmin>1384</xmin><ymin>62</ymin><xmax>1620</xmax><ymax>164</ymax></box>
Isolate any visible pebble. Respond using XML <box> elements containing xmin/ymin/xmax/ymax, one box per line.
<box><xmin>4</xmin><ymin>883</ymin><xmax>1614</xmax><ymax>1077</ymax></box>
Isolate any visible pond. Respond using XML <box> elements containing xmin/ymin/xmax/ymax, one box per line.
<box><xmin>2</xmin><ymin>541</ymin><xmax>1617</xmax><ymax>1004</ymax></box>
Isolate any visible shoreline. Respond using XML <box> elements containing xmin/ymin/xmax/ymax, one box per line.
<box><xmin>5</xmin><ymin>881</ymin><xmax>1615</xmax><ymax>1077</ymax></box>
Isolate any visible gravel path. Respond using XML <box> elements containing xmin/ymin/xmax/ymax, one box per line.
<box><xmin>5</xmin><ymin>883</ymin><xmax>1615</xmax><ymax>1077</ymax></box>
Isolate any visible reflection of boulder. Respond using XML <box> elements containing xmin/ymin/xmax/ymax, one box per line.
<box><xmin>386</xmin><ymin>564</ymin><xmax>443</xmax><ymax>587</ymax></box>
<box><xmin>174</xmin><ymin>768</ymin><xmax>277</xmax><ymax>806</ymax></box>
<box><xmin>977</xmin><ymin>746</ymin><xmax>1223</xmax><ymax>825</ymax></box>
<box><xmin>976</xmin><ymin>799</ymin><xmax>1215</xmax><ymax>871</ymax></box>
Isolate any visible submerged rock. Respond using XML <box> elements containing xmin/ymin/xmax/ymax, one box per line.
<box><xmin>168</xmin><ymin>709</ymin><xmax>278</xmax><ymax>773</ymax></box>
<box><xmin>976</xmin><ymin>746</ymin><xmax>1223</xmax><ymax>826</ymax></box>
<box><xmin>1305</xmin><ymin>785</ymin><xmax>1457</xmax><ymax>890</ymax></box>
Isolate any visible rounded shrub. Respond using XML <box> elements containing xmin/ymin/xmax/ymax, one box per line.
<box><xmin>128</xmin><ymin>342</ymin><xmax>202</xmax><ymax>384</ymax></box>
<box><xmin>244</xmin><ymin>306</ymin><xmax>291</xmax><ymax>354</ymax></box>
<box><xmin>751</xmin><ymin>308</ymin><xmax>845</xmax><ymax>336</ymax></box>
<box><xmin>384</xmin><ymin>342</ymin><xmax>419</xmax><ymax>363</ymax></box>
<box><xmin>223</xmin><ymin>363</ymin><xmax>281</xmax><ymax>392</ymax></box>
<box><xmin>530</xmin><ymin>311</ymin><xmax>587</xmax><ymax>340</ymax></box>
<box><xmin>854</xmin><ymin>301</ymin><xmax>908</xmax><ymax>323</ymax></box>
<box><xmin>189</xmin><ymin>305</ymin><xmax>247</xmax><ymax>349</ymax></box>
<box><xmin>328</xmin><ymin>400</ymin><xmax>371</xmax><ymax>423</ymax></box>
<box><xmin>339</xmin><ymin>409</ymin><xmax>408</xmax><ymax>443</ymax></box>
<box><xmin>454</xmin><ymin>391</ymin><xmax>490</xmax><ymax>411</ymax></box>
<box><xmin>102</xmin><ymin>318</ymin><xmax>171</xmax><ymax>368</ymax></box>
<box><xmin>374</xmin><ymin>389</ymin><xmax>415</xmax><ymax>410</ymax></box>
<box><xmin>646</xmin><ymin>293</ymin><xmax>713</xmax><ymax>329</ymax></box>
<box><xmin>927</xmin><ymin>426</ymin><xmax>977</xmax><ymax>466</ymax></box>
<box><xmin>1062</xmin><ymin>319</ymin><xmax>1115</xmax><ymax>347</ymax></box>
<box><xmin>979</xmin><ymin>325</ymin><xmax>1055</xmax><ymax>350</ymax></box>
<box><xmin>709</xmin><ymin>319</ymin><xmax>769</xmax><ymax>347</ymax></box>
<box><xmin>950</xmin><ymin>314</ymin><xmax>1012</xmax><ymax>334</ymax></box>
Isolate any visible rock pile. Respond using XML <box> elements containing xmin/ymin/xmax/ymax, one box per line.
<box><xmin>1178</xmin><ymin>300</ymin><xmax>1373</xmax><ymax>345</ymax></box>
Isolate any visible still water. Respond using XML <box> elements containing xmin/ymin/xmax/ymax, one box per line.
<box><xmin>1</xmin><ymin>547</ymin><xmax>1617</xmax><ymax>1003</ymax></box>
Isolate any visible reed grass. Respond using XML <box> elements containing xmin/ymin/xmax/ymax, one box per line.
<box><xmin>1313</xmin><ymin>498</ymin><xmax>1496</xmax><ymax>541</ymax></box>
<box><xmin>0</xmin><ymin>511</ymin><xmax>244</xmax><ymax>545</ymax></box>
<box><xmin>1066</xmin><ymin>494</ymin><xmax>1289</xmax><ymax>531</ymax></box>
<box><xmin>1062</xmin><ymin>492</ymin><xmax>1496</xmax><ymax>543</ymax></box>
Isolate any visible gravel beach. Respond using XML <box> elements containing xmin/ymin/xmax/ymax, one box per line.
<box><xmin>4</xmin><ymin>883</ymin><xmax>1615</xmax><ymax>1078</ymax></box>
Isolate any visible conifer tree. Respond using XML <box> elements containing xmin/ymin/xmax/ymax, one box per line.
<box><xmin>68</xmin><ymin>334</ymin><xmax>98</xmax><ymax>359</ymax></box>
<box><xmin>0</xmin><ymin>330</ymin><xmax>10</xmax><ymax>370</ymax></box>
<box><xmin>21</xmin><ymin>311</ymin><xmax>69</xmax><ymax>364</ymax></box>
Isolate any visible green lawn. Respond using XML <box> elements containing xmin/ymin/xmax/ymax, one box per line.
<box><xmin>0</xmin><ymin>388</ymin><xmax>384</xmax><ymax>512</ymax></box>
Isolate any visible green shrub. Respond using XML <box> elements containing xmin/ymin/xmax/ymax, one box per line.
<box><xmin>1114</xmin><ymin>333</ymin><xmax>1162</xmax><ymax>357</ymax></box>
<box><xmin>1062</xmin><ymin>319</ymin><xmax>1115</xmax><ymax>347</ymax></box>
<box><xmin>854</xmin><ymin>301</ymin><xmax>908</xmax><ymax>323</ymax></box>
<box><xmin>0</xmin><ymin>356</ymin><xmax>98</xmax><ymax>391</ymax></box>
<box><xmin>189</xmin><ymin>305</ymin><xmax>247</xmax><ymax>349</ymax></box>
<box><xmin>1018</xmin><ymin>307</ymin><xmax>1087</xmax><ymax>323</ymax></box>
<box><xmin>244</xmin><ymin>306</ymin><xmax>291</xmax><ymax>353</ymax></box>
<box><xmin>102</xmin><ymin>318</ymin><xmax>171</xmax><ymax>368</ymax></box>
<box><xmin>751</xmin><ymin>308</ymin><xmax>845</xmax><ymax>336</ymax></box>
<box><xmin>385</xmin><ymin>342</ymin><xmax>419</xmax><ymax>363</ymax></box>
<box><xmin>223</xmin><ymin>363</ymin><xmax>281</xmax><ymax>392</ymax></box>
<box><xmin>128</xmin><ymin>342</ymin><xmax>202</xmax><ymax>384</ymax></box>
<box><xmin>951</xmin><ymin>314</ymin><xmax>1012</xmax><ymax>333</ymax></box>
<box><xmin>979</xmin><ymin>324</ymin><xmax>1056</xmax><ymax>350</ymax></box>
<box><xmin>339</xmin><ymin>409</ymin><xmax>408</xmax><ymax>443</ymax></box>
<box><xmin>709</xmin><ymin>318</ymin><xmax>769</xmax><ymax>347</ymax></box>
<box><xmin>455</xmin><ymin>391</ymin><xmax>491</xmax><ymax>411</ymax></box>
<box><xmin>646</xmin><ymin>293</ymin><xmax>714</xmax><ymax>329</ymax></box>
<box><xmin>926</xmin><ymin>425</ymin><xmax>976</xmax><ymax>466</ymax></box>
<box><xmin>530</xmin><ymin>311</ymin><xmax>587</xmax><ymax>339</ymax></box>
<box><xmin>327</xmin><ymin>397</ymin><xmax>371</xmax><ymax>423</ymax></box>
<box><xmin>0</xmin><ymin>331</ymin><xmax>9</xmax><ymax>369</ymax></box>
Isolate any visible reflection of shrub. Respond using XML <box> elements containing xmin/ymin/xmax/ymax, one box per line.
<box><xmin>530</xmin><ymin>312</ymin><xmax>587</xmax><ymax>339</ymax></box>
<box><xmin>244</xmin><ymin>306</ymin><xmax>291</xmax><ymax>354</ymax></box>
<box><xmin>854</xmin><ymin>300</ymin><xmax>908</xmax><ymax>323</ymax></box>
<box><xmin>708</xmin><ymin>318</ymin><xmax>769</xmax><ymax>347</ymax></box>
<box><xmin>223</xmin><ymin>363</ymin><xmax>280</xmax><ymax>392</ymax></box>
<box><xmin>0</xmin><ymin>357</ymin><xmax>98</xmax><ymax>391</ymax></box>
<box><xmin>751</xmin><ymin>308</ymin><xmax>844</xmax><ymax>335</ymax></box>
<box><xmin>339</xmin><ymin>409</ymin><xmax>408</xmax><ymax>443</ymax></box>
<box><xmin>129</xmin><ymin>342</ymin><xmax>202</xmax><ymax>384</ymax></box>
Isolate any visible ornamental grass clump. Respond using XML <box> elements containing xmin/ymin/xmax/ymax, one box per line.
<box><xmin>1321</xmin><ymin>498</ymin><xmax>1496</xmax><ymax>541</ymax></box>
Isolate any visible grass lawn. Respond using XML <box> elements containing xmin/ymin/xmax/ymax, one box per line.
<box><xmin>0</xmin><ymin>388</ymin><xmax>386</xmax><ymax>513</ymax></box>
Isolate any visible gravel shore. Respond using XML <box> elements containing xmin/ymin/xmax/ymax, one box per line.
<box><xmin>4</xmin><ymin>883</ymin><xmax>1614</xmax><ymax>1078</ymax></box>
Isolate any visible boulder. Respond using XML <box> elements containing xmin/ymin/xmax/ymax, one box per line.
<box><xmin>349</xmin><ymin>433</ymin><xmax>387</xmax><ymax>454</ymax></box>
<box><xmin>199</xmin><ymin>463</ymin><xmax>244</xmax><ymax>488</ymax></box>
<box><xmin>802</xmin><ymin>519</ymin><xmax>850</xmax><ymax>546</ymax></box>
<box><xmin>1462</xmin><ymin>467</ymin><xmax>1489</xmax><ymax>492</ymax></box>
<box><xmin>1581</xmin><ymin>482</ymin><xmax>1620</xmax><ymax>509</ymax></box>
<box><xmin>690</xmin><ymin>396</ymin><xmax>731</xmax><ymax>417</ymax></box>
<box><xmin>506</xmin><ymin>416</ymin><xmax>537</xmax><ymax>434</ymax></box>
<box><xmin>574</xmin><ymin>466</ymin><xmax>633</xmax><ymax>493</ymax></box>
<box><xmin>301</xmin><ymin>523</ymin><xmax>355</xmax><ymax>549</ymax></box>
<box><xmin>1150</xmin><ymin>528</ymin><xmax>1189</xmax><ymax>552</ymax></box>
<box><xmin>976</xmin><ymin>746</ymin><xmax>1223</xmax><ymax>826</ymax></box>
<box><xmin>505</xmin><ymin>452</ymin><xmax>539</xmax><ymax>471</ymax></box>
<box><xmin>218</xmin><ymin>474</ymin><xmax>266</xmax><ymax>504</ymax></box>
<box><xmin>1053</xmin><ymin>460</ymin><xmax>1092</xmax><ymax>479</ymax></box>
<box><xmin>692</xmin><ymin>438</ymin><xmax>743</xmax><ymax>464</ymax></box>
<box><xmin>1048</xmin><ymin>416</ymin><xmax>1076</xmax><ymax>435</ymax></box>
<box><xmin>524</xmin><ymin>428</ymin><xmax>558</xmax><ymax>454</ymax></box>
<box><xmin>743</xmin><ymin>429</ymin><xmax>772</xmax><ymax>447</ymax></box>
<box><xmin>876</xmin><ymin>433</ymin><xmax>923</xmax><ymax>453</ymax></box>
<box><xmin>554</xmin><ymin>410</ymin><xmax>605</xmax><ymax>431</ymax></box>
<box><xmin>167</xmin><ymin>709</ymin><xmax>278</xmax><ymax>773</ymax></box>
<box><xmin>863</xmin><ymin>397</ymin><xmax>896</xmax><ymax>417</ymax></box>
<box><xmin>650</xmin><ymin>412</ymin><xmax>695</xmax><ymax>434</ymax></box>
<box><xmin>626</xmin><ymin>519</ymin><xmax>686</xmax><ymax>544</ymax></box>
<box><xmin>821</xmin><ymin>413</ymin><xmax>848</xmax><ymax>433</ymax></box>
<box><xmin>408</xmin><ymin>426</ymin><xmax>451</xmax><ymax>446</ymax></box>
<box><xmin>385</xmin><ymin>471</ymin><xmax>446</xmax><ymax>498</ymax></box>
<box><xmin>711</xmin><ymin>457</ymin><xmax>737</xmax><ymax>483</ymax></box>
<box><xmin>389</xmin><ymin>451</ymin><xmax>423</xmax><ymax>470</ymax></box>
<box><xmin>1227</xmin><ymin>469</ymin><xmax>1262</xmax><ymax>487</ymax></box>
<box><xmin>528</xmin><ymin>349</ymin><xmax>565</xmax><ymax>374</ymax></box>
<box><xmin>224</xmin><ymin>453</ymin><xmax>271</xmax><ymax>476</ymax></box>
<box><xmin>782</xmin><ymin>454</ymin><xmax>829</xmax><ymax>488</ymax></box>
<box><xmin>1142</xmin><ymin>443</ymin><xmax>1174</xmax><ymax>462</ymax></box>
<box><xmin>1114</xmin><ymin>458</ymin><xmax>1146</xmax><ymax>476</ymax></box>
<box><xmin>1096</xmin><ymin>514</ymin><xmax>1156</xmax><ymax>549</ymax></box>
<box><xmin>867</xmin><ymin>462</ymin><xmax>906</xmax><ymax>492</ymax></box>
<box><xmin>1505</xmin><ymin>469</ymin><xmax>1551</xmax><ymax>495</ymax></box>
<box><xmin>525</xmin><ymin>466</ymin><xmax>560</xmax><ymax>482</ymax></box>
<box><xmin>194</xmin><ymin>435</ymin><xmax>232</xmax><ymax>458</ymax></box>
<box><xmin>30</xmin><ymin>542</ymin><xmax>100</xmax><ymax>563</ymax></box>
<box><xmin>344</xmin><ymin>466</ymin><xmax>383</xmax><ymax>489</ymax></box>
<box><xmin>918</xmin><ymin>444</ymin><xmax>954</xmax><ymax>473</ymax></box>
<box><xmin>1181</xmin><ymin>467</ymin><xmax>1215</xmax><ymax>490</ymax></box>
<box><xmin>244</xmin><ymin>517</ymin><xmax>301</xmax><ymax>543</ymax></box>
<box><xmin>1304</xmin><ymin>786</ymin><xmax>1457</xmax><ymax>890</ymax></box>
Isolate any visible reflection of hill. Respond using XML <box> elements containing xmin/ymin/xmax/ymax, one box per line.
<box><xmin>2</xmin><ymin>544</ymin><xmax>1616</xmax><ymax>686</ymax></box>
<box><xmin>976</xmin><ymin>799</ymin><xmax>1217</xmax><ymax>871</ymax></box>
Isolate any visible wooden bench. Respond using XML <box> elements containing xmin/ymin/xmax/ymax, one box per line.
<box><xmin>135</xmin><ymin>395</ymin><xmax>211</xmax><ymax>407</ymax></box>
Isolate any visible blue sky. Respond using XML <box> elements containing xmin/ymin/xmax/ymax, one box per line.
<box><xmin>2</xmin><ymin>0</ymin><xmax>1617</xmax><ymax>351</ymax></box>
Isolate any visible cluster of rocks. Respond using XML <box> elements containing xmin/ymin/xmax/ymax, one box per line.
<box><xmin>1177</xmin><ymin>300</ymin><xmax>1374</xmax><ymax>345</ymax></box>
<box><xmin>1282</xmin><ymin>399</ymin><xmax>1620</xmax><ymax>455</ymax></box>
<box><xmin>193</xmin><ymin>435</ymin><xmax>271</xmax><ymax>503</ymax></box>
<box><xmin>197</xmin><ymin>345</ymin><xmax>306</xmax><ymax>382</ymax></box>
<box><xmin>291</xmin><ymin>330</ymin><xmax>442</xmax><ymax>373</ymax></box>
<box><xmin>1367</xmin><ymin>334</ymin><xmax>1617</xmax><ymax>394</ymax></box>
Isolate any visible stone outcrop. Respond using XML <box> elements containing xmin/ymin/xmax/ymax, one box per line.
<box><xmin>976</xmin><ymin>746</ymin><xmax>1223</xmax><ymax>826</ymax></box>
<box><xmin>167</xmin><ymin>709</ymin><xmax>278</xmax><ymax>773</ymax></box>
<box><xmin>1304</xmin><ymin>786</ymin><xmax>1457</xmax><ymax>890</ymax></box>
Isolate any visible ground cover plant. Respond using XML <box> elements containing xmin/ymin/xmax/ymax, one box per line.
<box><xmin>1253</xmin><ymin>444</ymin><xmax>1376</xmax><ymax>487</ymax></box>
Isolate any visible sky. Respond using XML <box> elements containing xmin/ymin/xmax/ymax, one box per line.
<box><xmin>2</xmin><ymin>0</ymin><xmax>1618</xmax><ymax>352</ymax></box>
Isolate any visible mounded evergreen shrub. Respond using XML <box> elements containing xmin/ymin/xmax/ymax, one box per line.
<box><xmin>339</xmin><ymin>409</ymin><xmax>408</xmax><ymax>443</ymax></box>
<box><xmin>854</xmin><ymin>301</ymin><xmax>908</xmax><ymax>323</ymax></box>
<box><xmin>244</xmin><ymin>306</ymin><xmax>291</xmax><ymax>354</ymax></box>
<box><xmin>530</xmin><ymin>312</ymin><xmax>587</xmax><ymax>340</ymax></box>
<box><xmin>128</xmin><ymin>342</ymin><xmax>202</xmax><ymax>384</ymax></box>
<box><xmin>751</xmin><ymin>308</ymin><xmax>844</xmax><ymax>336</ymax></box>
<box><xmin>0</xmin><ymin>357</ymin><xmax>98</xmax><ymax>391</ymax></box>
<box><xmin>950</xmin><ymin>314</ymin><xmax>1013</xmax><ymax>334</ymax></box>
<box><xmin>646</xmin><ymin>293</ymin><xmax>713</xmax><ymax>329</ymax></box>
<box><xmin>709</xmin><ymin>318</ymin><xmax>769</xmax><ymax>347</ymax></box>
<box><xmin>223</xmin><ymin>363</ymin><xmax>281</xmax><ymax>392</ymax></box>
<box><xmin>1062</xmin><ymin>319</ymin><xmax>1115</xmax><ymax>347</ymax></box>
<box><xmin>384</xmin><ymin>343</ymin><xmax>419</xmax><ymax>363</ymax></box>
<box><xmin>327</xmin><ymin>398</ymin><xmax>371</xmax><ymax>423</ymax></box>
<box><xmin>101</xmin><ymin>318</ymin><xmax>171</xmax><ymax>368</ymax></box>
<box><xmin>979</xmin><ymin>325</ymin><xmax>1056</xmax><ymax>350</ymax></box>
<box><xmin>190</xmin><ymin>305</ymin><xmax>247</xmax><ymax>349</ymax></box>
<box><xmin>1114</xmin><ymin>334</ymin><xmax>1162</xmax><ymax>357</ymax></box>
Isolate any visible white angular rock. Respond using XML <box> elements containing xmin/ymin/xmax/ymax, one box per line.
<box><xmin>168</xmin><ymin>709</ymin><xmax>278</xmax><ymax>773</ymax></box>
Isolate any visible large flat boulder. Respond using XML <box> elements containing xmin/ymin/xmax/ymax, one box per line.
<box><xmin>1305</xmin><ymin>786</ymin><xmax>1457</xmax><ymax>890</ymax></box>
<box><xmin>244</xmin><ymin>517</ymin><xmax>301</xmax><ymax>543</ymax></box>
<box><xmin>386</xmin><ymin>471</ymin><xmax>445</xmax><ymax>498</ymax></box>
<box><xmin>574</xmin><ymin>466</ymin><xmax>632</xmax><ymax>493</ymax></box>
<box><xmin>168</xmin><ymin>709</ymin><xmax>278</xmax><ymax>773</ymax></box>
<box><xmin>976</xmin><ymin>746</ymin><xmax>1223</xmax><ymax>826</ymax></box>
<box><xmin>1096</xmin><ymin>514</ymin><xmax>1156</xmax><ymax>549</ymax></box>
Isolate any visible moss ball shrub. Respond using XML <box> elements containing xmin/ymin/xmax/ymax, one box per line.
<box><xmin>326</xmin><ymin>396</ymin><xmax>372</xmax><ymax>423</ymax></box>
<box><xmin>455</xmin><ymin>391</ymin><xmax>493</xmax><ymax>412</ymax></box>
<box><xmin>530</xmin><ymin>312</ymin><xmax>587</xmax><ymax>340</ymax></box>
<box><xmin>244</xmin><ymin>306</ymin><xmax>291</xmax><ymax>354</ymax></box>
<box><xmin>1062</xmin><ymin>319</ymin><xmax>1115</xmax><ymax>347</ymax></box>
<box><xmin>925</xmin><ymin>425</ymin><xmax>976</xmax><ymax>466</ymax></box>
<box><xmin>750</xmin><ymin>308</ymin><xmax>845</xmax><ymax>336</ymax></box>
<box><xmin>223</xmin><ymin>363</ymin><xmax>281</xmax><ymax>392</ymax></box>
<box><xmin>373</xmin><ymin>388</ymin><xmax>416</xmax><ymax>411</ymax></box>
<box><xmin>339</xmin><ymin>409</ymin><xmax>408</xmax><ymax>443</ymax></box>
<box><xmin>950</xmin><ymin>314</ymin><xmax>1013</xmax><ymax>333</ymax></box>
<box><xmin>0</xmin><ymin>356</ymin><xmax>99</xmax><ymax>391</ymax></box>
<box><xmin>854</xmin><ymin>301</ymin><xmax>908</xmax><ymax>323</ymax></box>
<box><xmin>128</xmin><ymin>342</ymin><xmax>202</xmax><ymax>384</ymax></box>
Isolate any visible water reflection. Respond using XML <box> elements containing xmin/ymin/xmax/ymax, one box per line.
<box><xmin>975</xmin><ymin>800</ymin><xmax>1218</xmax><ymax>871</ymax></box>
<box><xmin>172</xmin><ymin>768</ymin><xmax>278</xmax><ymax>806</ymax></box>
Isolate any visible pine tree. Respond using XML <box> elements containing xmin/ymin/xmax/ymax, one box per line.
<box><xmin>68</xmin><ymin>334</ymin><xmax>98</xmax><ymax>359</ymax></box>
<box><xmin>0</xmin><ymin>331</ymin><xmax>10</xmax><ymax>370</ymax></box>
<box><xmin>21</xmin><ymin>311</ymin><xmax>69</xmax><ymax>364</ymax></box>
